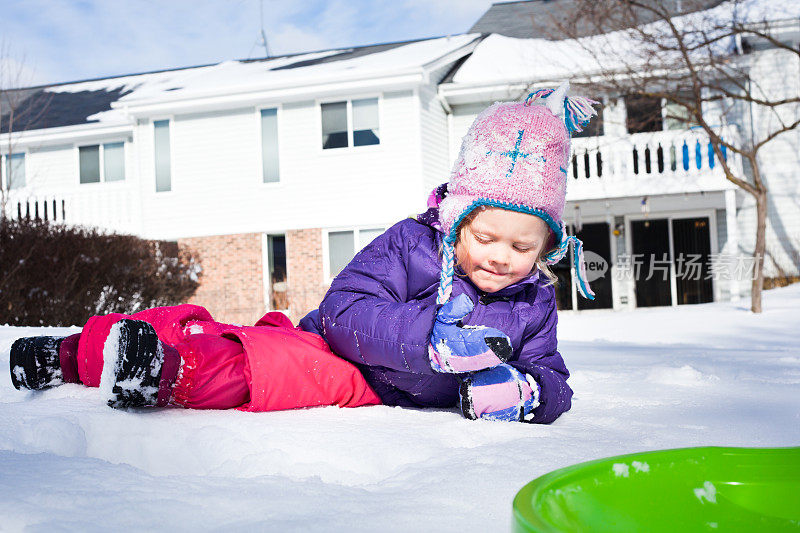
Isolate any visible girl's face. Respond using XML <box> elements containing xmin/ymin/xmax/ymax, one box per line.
<box><xmin>455</xmin><ymin>207</ymin><xmax>550</xmax><ymax>293</ymax></box>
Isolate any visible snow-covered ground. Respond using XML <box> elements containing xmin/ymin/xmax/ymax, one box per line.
<box><xmin>1</xmin><ymin>286</ymin><xmax>799</xmax><ymax>532</ymax></box>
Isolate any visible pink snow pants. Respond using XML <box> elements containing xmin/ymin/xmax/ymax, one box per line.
<box><xmin>70</xmin><ymin>304</ymin><xmax>381</xmax><ymax>411</ymax></box>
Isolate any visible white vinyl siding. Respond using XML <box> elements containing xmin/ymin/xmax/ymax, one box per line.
<box><xmin>129</xmin><ymin>92</ymin><xmax>422</xmax><ymax>240</ymax></box>
<box><xmin>735</xmin><ymin>48</ymin><xmax>800</xmax><ymax>278</ymax></box>
<box><xmin>419</xmin><ymin>63</ymin><xmax>453</xmax><ymax>194</ymax></box>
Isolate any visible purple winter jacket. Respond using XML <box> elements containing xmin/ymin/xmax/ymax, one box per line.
<box><xmin>299</xmin><ymin>215</ymin><xmax>573</xmax><ymax>424</ymax></box>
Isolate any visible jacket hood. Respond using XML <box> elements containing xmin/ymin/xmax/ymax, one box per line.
<box><xmin>416</xmin><ymin>182</ymin><xmax>448</xmax><ymax>233</ymax></box>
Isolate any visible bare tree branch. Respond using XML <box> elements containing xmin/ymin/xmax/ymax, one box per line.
<box><xmin>540</xmin><ymin>0</ymin><xmax>800</xmax><ymax>313</ymax></box>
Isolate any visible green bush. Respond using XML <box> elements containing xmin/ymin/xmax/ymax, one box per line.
<box><xmin>0</xmin><ymin>218</ymin><xmax>200</xmax><ymax>326</ymax></box>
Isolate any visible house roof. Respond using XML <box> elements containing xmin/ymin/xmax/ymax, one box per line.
<box><xmin>1</xmin><ymin>35</ymin><xmax>480</xmax><ymax>135</ymax></box>
<box><xmin>441</xmin><ymin>0</ymin><xmax>725</xmax><ymax>84</ymax></box>
<box><xmin>468</xmin><ymin>0</ymin><xmax>725</xmax><ymax>39</ymax></box>
<box><xmin>445</xmin><ymin>0</ymin><xmax>800</xmax><ymax>100</ymax></box>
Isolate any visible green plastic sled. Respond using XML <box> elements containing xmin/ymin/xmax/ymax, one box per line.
<box><xmin>513</xmin><ymin>446</ymin><xmax>800</xmax><ymax>532</ymax></box>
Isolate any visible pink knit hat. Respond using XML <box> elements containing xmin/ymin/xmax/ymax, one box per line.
<box><xmin>436</xmin><ymin>81</ymin><xmax>598</xmax><ymax>303</ymax></box>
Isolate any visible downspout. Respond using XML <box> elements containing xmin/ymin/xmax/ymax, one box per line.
<box><xmin>437</xmin><ymin>92</ymin><xmax>454</xmax><ymax>170</ymax></box>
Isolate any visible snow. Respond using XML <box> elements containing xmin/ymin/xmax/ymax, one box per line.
<box><xmin>612</xmin><ymin>463</ymin><xmax>630</xmax><ymax>477</ymax></box>
<box><xmin>694</xmin><ymin>481</ymin><xmax>718</xmax><ymax>504</ymax></box>
<box><xmin>1</xmin><ymin>284</ymin><xmax>800</xmax><ymax>531</ymax></box>
<box><xmin>99</xmin><ymin>321</ymin><xmax>122</xmax><ymax>402</ymax></box>
<box><xmin>44</xmin><ymin>34</ymin><xmax>480</xmax><ymax>125</ymax></box>
<box><xmin>452</xmin><ymin>0</ymin><xmax>800</xmax><ymax>86</ymax></box>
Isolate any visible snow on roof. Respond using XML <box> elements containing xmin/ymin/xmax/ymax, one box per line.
<box><xmin>468</xmin><ymin>0</ymin><xmax>724</xmax><ymax>39</ymax></box>
<box><xmin>451</xmin><ymin>0</ymin><xmax>800</xmax><ymax>87</ymax></box>
<box><xmin>46</xmin><ymin>34</ymin><xmax>479</xmax><ymax>125</ymax></box>
<box><xmin>5</xmin><ymin>34</ymin><xmax>479</xmax><ymax>131</ymax></box>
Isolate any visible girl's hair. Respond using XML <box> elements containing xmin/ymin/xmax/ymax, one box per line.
<box><xmin>453</xmin><ymin>206</ymin><xmax>559</xmax><ymax>288</ymax></box>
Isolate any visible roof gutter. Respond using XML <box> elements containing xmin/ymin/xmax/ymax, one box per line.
<box><xmin>1</xmin><ymin>123</ymin><xmax>132</xmax><ymax>150</ymax></box>
<box><xmin>439</xmin><ymin>80</ymin><xmax>544</xmax><ymax>106</ymax></box>
<box><xmin>116</xmin><ymin>71</ymin><xmax>427</xmax><ymax>117</ymax></box>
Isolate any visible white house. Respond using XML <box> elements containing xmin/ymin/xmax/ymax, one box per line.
<box><xmin>2</xmin><ymin>1</ymin><xmax>798</xmax><ymax>322</ymax></box>
<box><xmin>452</xmin><ymin>0</ymin><xmax>800</xmax><ymax>312</ymax></box>
<box><xmin>1</xmin><ymin>35</ymin><xmax>481</xmax><ymax>323</ymax></box>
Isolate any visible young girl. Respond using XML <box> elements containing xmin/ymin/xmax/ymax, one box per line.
<box><xmin>9</xmin><ymin>82</ymin><xmax>597</xmax><ymax>424</ymax></box>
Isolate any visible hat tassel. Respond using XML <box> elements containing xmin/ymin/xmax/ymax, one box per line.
<box><xmin>569</xmin><ymin>235</ymin><xmax>596</xmax><ymax>300</ymax></box>
<box><xmin>525</xmin><ymin>81</ymin><xmax>599</xmax><ymax>135</ymax></box>
<box><xmin>437</xmin><ymin>239</ymin><xmax>455</xmax><ymax>305</ymax></box>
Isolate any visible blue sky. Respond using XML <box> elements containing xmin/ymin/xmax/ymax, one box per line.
<box><xmin>0</xmin><ymin>0</ymin><xmax>494</xmax><ymax>88</ymax></box>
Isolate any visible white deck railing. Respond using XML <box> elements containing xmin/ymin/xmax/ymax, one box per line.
<box><xmin>568</xmin><ymin>126</ymin><xmax>742</xmax><ymax>200</ymax></box>
<box><xmin>3</xmin><ymin>186</ymin><xmax>141</xmax><ymax>235</ymax></box>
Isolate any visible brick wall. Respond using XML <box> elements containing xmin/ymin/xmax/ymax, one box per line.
<box><xmin>179</xmin><ymin>233</ymin><xmax>264</xmax><ymax>325</ymax></box>
<box><xmin>178</xmin><ymin>229</ymin><xmax>329</xmax><ymax>326</ymax></box>
<box><xmin>287</xmin><ymin>228</ymin><xmax>328</xmax><ymax>322</ymax></box>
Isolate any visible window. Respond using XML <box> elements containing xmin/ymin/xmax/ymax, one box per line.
<box><xmin>625</xmin><ymin>95</ymin><xmax>663</xmax><ymax>133</ymax></box>
<box><xmin>79</xmin><ymin>146</ymin><xmax>100</xmax><ymax>183</ymax></box>
<box><xmin>265</xmin><ymin>234</ymin><xmax>287</xmax><ymax>310</ymax></box>
<box><xmin>321</xmin><ymin>98</ymin><xmax>379</xmax><ymax>149</ymax></box>
<box><xmin>327</xmin><ymin>227</ymin><xmax>385</xmax><ymax>278</ymax></box>
<box><xmin>328</xmin><ymin>231</ymin><xmax>354</xmax><ymax>276</ymax></box>
<box><xmin>3</xmin><ymin>153</ymin><xmax>25</xmax><ymax>189</ymax></box>
<box><xmin>322</xmin><ymin>102</ymin><xmax>348</xmax><ymax>149</ymax></box>
<box><xmin>154</xmin><ymin>119</ymin><xmax>171</xmax><ymax>192</ymax></box>
<box><xmin>260</xmin><ymin>108</ymin><xmax>280</xmax><ymax>183</ymax></box>
<box><xmin>79</xmin><ymin>142</ymin><xmax>125</xmax><ymax>184</ymax></box>
<box><xmin>104</xmin><ymin>142</ymin><xmax>125</xmax><ymax>181</ymax></box>
<box><xmin>664</xmin><ymin>93</ymin><xmax>699</xmax><ymax>131</ymax></box>
<box><xmin>352</xmin><ymin>98</ymin><xmax>379</xmax><ymax>146</ymax></box>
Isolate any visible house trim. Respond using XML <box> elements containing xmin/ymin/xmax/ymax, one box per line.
<box><xmin>117</xmin><ymin>73</ymin><xmax>427</xmax><ymax>118</ymax></box>
<box><xmin>2</xmin><ymin>123</ymin><xmax>133</xmax><ymax>151</ymax></box>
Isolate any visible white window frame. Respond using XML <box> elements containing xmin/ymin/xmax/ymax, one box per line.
<box><xmin>152</xmin><ymin>116</ymin><xmax>175</xmax><ymax>194</ymax></box>
<box><xmin>322</xmin><ymin>225</ymin><xmax>387</xmax><ymax>283</ymax></box>
<box><xmin>255</xmin><ymin>105</ymin><xmax>284</xmax><ymax>187</ymax></box>
<box><xmin>75</xmin><ymin>141</ymin><xmax>127</xmax><ymax>185</ymax></box>
<box><xmin>1</xmin><ymin>151</ymin><xmax>27</xmax><ymax>190</ymax></box>
<box><xmin>317</xmin><ymin>95</ymin><xmax>382</xmax><ymax>154</ymax></box>
<box><xmin>624</xmin><ymin>208</ymin><xmax>719</xmax><ymax>308</ymax></box>
<box><xmin>261</xmin><ymin>233</ymin><xmax>289</xmax><ymax>312</ymax></box>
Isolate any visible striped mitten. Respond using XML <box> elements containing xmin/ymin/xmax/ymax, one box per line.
<box><xmin>428</xmin><ymin>294</ymin><xmax>512</xmax><ymax>373</ymax></box>
<box><xmin>459</xmin><ymin>364</ymin><xmax>540</xmax><ymax>422</ymax></box>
